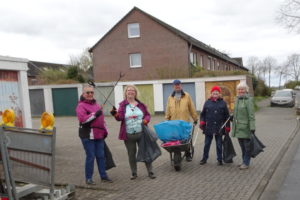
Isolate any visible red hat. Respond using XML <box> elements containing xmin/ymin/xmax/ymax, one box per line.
<box><xmin>211</xmin><ymin>86</ymin><xmax>221</xmax><ymax>93</ymax></box>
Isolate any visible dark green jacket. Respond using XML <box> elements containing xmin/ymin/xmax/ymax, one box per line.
<box><xmin>231</xmin><ymin>95</ymin><xmax>255</xmax><ymax>139</ymax></box>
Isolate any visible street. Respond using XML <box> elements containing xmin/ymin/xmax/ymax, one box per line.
<box><xmin>31</xmin><ymin>99</ymin><xmax>299</xmax><ymax>200</ymax></box>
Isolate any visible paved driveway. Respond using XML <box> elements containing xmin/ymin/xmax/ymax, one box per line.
<box><xmin>31</xmin><ymin>99</ymin><xmax>299</xmax><ymax>200</ymax></box>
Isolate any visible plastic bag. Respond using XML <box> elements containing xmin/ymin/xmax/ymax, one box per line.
<box><xmin>154</xmin><ymin>120</ymin><xmax>192</xmax><ymax>142</ymax></box>
<box><xmin>250</xmin><ymin>133</ymin><xmax>265</xmax><ymax>158</ymax></box>
<box><xmin>144</xmin><ymin>125</ymin><xmax>158</xmax><ymax>142</ymax></box>
<box><xmin>104</xmin><ymin>141</ymin><xmax>116</xmax><ymax>170</ymax></box>
<box><xmin>222</xmin><ymin>134</ymin><xmax>236</xmax><ymax>163</ymax></box>
<box><xmin>136</xmin><ymin>124</ymin><xmax>161</xmax><ymax>163</ymax></box>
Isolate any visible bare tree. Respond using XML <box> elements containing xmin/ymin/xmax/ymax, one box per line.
<box><xmin>69</xmin><ymin>48</ymin><xmax>93</xmax><ymax>72</ymax></box>
<box><xmin>286</xmin><ymin>54</ymin><xmax>300</xmax><ymax>81</ymax></box>
<box><xmin>257</xmin><ymin>60</ymin><xmax>267</xmax><ymax>82</ymax></box>
<box><xmin>246</xmin><ymin>56</ymin><xmax>260</xmax><ymax>75</ymax></box>
<box><xmin>277</xmin><ymin>0</ymin><xmax>300</xmax><ymax>33</ymax></box>
<box><xmin>275</xmin><ymin>64</ymin><xmax>290</xmax><ymax>88</ymax></box>
<box><xmin>262</xmin><ymin>57</ymin><xmax>277</xmax><ymax>87</ymax></box>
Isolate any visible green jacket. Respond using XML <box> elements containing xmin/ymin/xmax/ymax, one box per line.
<box><xmin>231</xmin><ymin>95</ymin><xmax>255</xmax><ymax>139</ymax></box>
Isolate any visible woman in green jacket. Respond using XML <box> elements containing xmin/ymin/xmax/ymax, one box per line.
<box><xmin>231</xmin><ymin>82</ymin><xmax>255</xmax><ymax>170</ymax></box>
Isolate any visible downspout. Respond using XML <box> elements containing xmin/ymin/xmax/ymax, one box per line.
<box><xmin>188</xmin><ymin>42</ymin><xmax>193</xmax><ymax>77</ymax></box>
<box><xmin>88</xmin><ymin>51</ymin><xmax>94</xmax><ymax>80</ymax></box>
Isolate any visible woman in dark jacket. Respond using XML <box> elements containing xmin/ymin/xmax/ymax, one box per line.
<box><xmin>110</xmin><ymin>85</ymin><xmax>155</xmax><ymax>180</ymax></box>
<box><xmin>199</xmin><ymin>86</ymin><xmax>230</xmax><ymax>165</ymax></box>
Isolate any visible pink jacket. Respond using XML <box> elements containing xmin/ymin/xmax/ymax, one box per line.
<box><xmin>76</xmin><ymin>98</ymin><xmax>108</xmax><ymax>139</ymax></box>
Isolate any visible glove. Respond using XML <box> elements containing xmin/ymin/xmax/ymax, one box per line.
<box><xmin>199</xmin><ymin>121</ymin><xmax>206</xmax><ymax>130</ymax></box>
<box><xmin>95</xmin><ymin>109</ymin><xmax>102</xmax><ymax>117</ymax></box>
<box><xmin>193</xmin><ymin>120</ymin><xmax>198</xmax><ymax>125</ymax></box>
<box><xmin>229</xmin><ymin>115</ymin><xmax>234</xmax><ymax>121</ymax></box>
<box><xmin>225</xmin><ymin>127</ymin><xmax>231</xmax><ymax>133</ymax></box>
<box><xmin>143</xmin><ymin>119</ymin><xmax>148</xmax><ymax>125</ymax></box>
<box><xmin>251</xmin><ymin>130</ymin><xmax>255</xmax><ymax>134</ymax></box>
<box><xmin>110</xmin><ymin>106</ymin><xmax>117</xmax><ymax>116</ymax></box>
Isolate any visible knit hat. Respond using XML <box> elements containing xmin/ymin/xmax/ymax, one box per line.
<box><xmin>211</xmin><ymin>85</ymin><xmax>221</xmax><ymax>93</ymax></box>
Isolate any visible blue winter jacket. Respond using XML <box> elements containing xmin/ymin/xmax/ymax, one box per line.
<box><xmin>200</xmin><ymin>98</ymin><xmax>230</xmax><ymax>135</ymax></box>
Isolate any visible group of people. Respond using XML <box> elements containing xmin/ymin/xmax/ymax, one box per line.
<box><xmin>76</xmin><ymin>79</ymin><xmax>255</xmax><ymax>185</ymax></box>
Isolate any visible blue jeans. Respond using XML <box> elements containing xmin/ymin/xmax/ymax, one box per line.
<box><xmin>202</xmin><ymin>134</ymin><xmax>222</xmax><ymax>161</ymax></box>
<box><xmin>238</xmin><ymin>138</ymin><xmax>251</xmax><ymax>166</ymax></box>
<box><xmin>81</xmin><ymin>138</ymin><xmax>107</xmax><ymax>180</ymax></box>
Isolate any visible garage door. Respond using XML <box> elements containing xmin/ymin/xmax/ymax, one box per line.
<box><xmin>163</xmin><ymin>83</ymin><xmax>197</xmax><ymax>111</ymax></box>
<box><xmin>123</xmin><ymin>85</ymin><xmax>154</xmax><ymax>115</ymax></box>
<box><xmin>29</xmin><ymin>89</ymin><xmax>45</xmax><ymax>117</ymax></box>
<box><xmin>94</xmin><ymin>86</ymin><xmax>115</xmax><ymax>115</ymax></box>
<box><xmin>205</xmin><ymin>81</ymin><xmax>239</xmax><ymax>112</ymax></box>
<box><xmin>52</xmin><ymin>88</ymin><xmax>78</xmax><ymax>116</ymax></box>
<box><xmin>0</xmin><ymin>70</ymin><xmax>23</xmax><ymax>127</ymax></box>
<box><xmin>135</xmin><ymin>85</ymin><xmax>154</xmax><ymax>115</ymax></box>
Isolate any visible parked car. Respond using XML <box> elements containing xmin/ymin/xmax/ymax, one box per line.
<box><xmin>295</xmin><ymin>85</ymin><xmax>300</xmax><ymax>90</ymax></box>
<box><xmin>270</xmin><ymin>89</ymin><xmax>295</xmax><ymax>107</ymax></box>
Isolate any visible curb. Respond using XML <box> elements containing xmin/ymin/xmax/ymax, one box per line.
<box><xmin>250</xmin><ymin>117</ymin><xmax>300</xmax><ymax>200</ymax></box>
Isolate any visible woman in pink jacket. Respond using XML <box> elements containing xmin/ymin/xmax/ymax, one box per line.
<box><xmin>76</xmin><ymin>85</ymin><xmax>112</xmax><ymax>185</ymax></box>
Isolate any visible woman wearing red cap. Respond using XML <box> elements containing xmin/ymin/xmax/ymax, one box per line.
<box><xmin>199</xmin><ymin>85</ymin><xmax>230</xmax><ymax>166</ymax></box>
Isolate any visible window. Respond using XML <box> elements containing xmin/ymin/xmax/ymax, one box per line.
<box><xmin>129</xmin><ymin>53</ymin><xmax>142</xmax><ymax>68</ymax></box>
<box><xmin>199</xmin><ymin>55</ymin><xmax>203</xmax><ymax>67</ymax></box>
<box><xmin>207</xmin><ymin>56</ymin><xmax>212</xmax><ymax>70</ymax></box>
<box><xmin>128</xmin><ymin>23</ymin><xmax>140</xmax><ymax>38</ymax></box>
<box><xmin>216</xmin><ymin>61</ymin><xmax>220</xmax><ymax>70</ymax></box>
<box><xmin>190</xmin><ymin>52</ymin><xmax>197</xmax><ymax>66</ymax></box>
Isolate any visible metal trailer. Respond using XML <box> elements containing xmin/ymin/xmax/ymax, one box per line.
<box><xmin>0</xmin><ymin>126</ymin><xmax>75</xmax><ymax>200</ymax></box>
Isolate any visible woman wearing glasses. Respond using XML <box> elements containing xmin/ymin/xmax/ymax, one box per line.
<box><xmin>76</xmin><ymin>85</ymin><xmax>112</xmax><ymax>185</ymax></box>
<box><xmin>110</xmin><ymin>85</ymin><xmax>156</xmax><ymax>180</ymax></box>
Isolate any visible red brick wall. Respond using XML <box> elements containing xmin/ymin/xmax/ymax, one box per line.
<box><xmin>92</xmin><ymin>10</ymin><xmax>189</xmax><ymax>82</ymax></box>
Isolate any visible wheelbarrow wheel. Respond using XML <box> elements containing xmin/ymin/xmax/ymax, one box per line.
<box><xmin>174</xmin><ymin>152</ymin><xmax>182</xmax><ymax>171</ymax></box>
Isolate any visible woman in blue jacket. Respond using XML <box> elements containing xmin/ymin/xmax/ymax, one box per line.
<box><xmin>199</xmin><ymin>86</ymin><xmax>230</xmax><ymax>165</ymax></box>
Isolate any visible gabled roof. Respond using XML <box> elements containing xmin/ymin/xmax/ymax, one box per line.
<box><xmin>90</xmin><ymin>7</ymin><xmax>247</xmax><ymax>70</ymax></box>
<box><xmin>27</xmin><ymin>60</ymin><xmax>69</xmax><ymax>77</ymax></box>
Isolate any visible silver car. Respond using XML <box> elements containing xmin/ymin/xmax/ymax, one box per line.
<box><xmin>270</xmin><ymin>90</ymin><xmax>295</xmax><ymax>107</ymax></box>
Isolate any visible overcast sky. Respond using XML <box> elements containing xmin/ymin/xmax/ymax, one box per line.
<box><xmin>1</xmin><ymin>0</ymin><xmax>298</xmax><ymax>72</ymax></box>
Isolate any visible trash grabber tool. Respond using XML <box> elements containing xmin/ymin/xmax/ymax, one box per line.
<box><xmin>87</xmin><ymin>80</ymin><xmax>114</xmax><ymax>107</ymax></box>
<box><xmin>193</xmin><ymin>127</ymin><xmax>200</xmax><ymax>146</ymax></box>
<box><xmin>103</xmin><ymin>72</ymin><xmax>125</xmax><ymax>106</ymax></box>
<box><xmin>218</xmin><ymin>116</ymin><xmax>231</xmax><ymax>134</ymax></box>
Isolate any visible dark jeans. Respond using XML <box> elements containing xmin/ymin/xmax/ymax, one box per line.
<box><xmin>202</xmin><ymin>134</ymin><xmax>222</xmax><ymax>161</ymax></box>
<box><xmin>238</xmin><ymin>138</ymin><xmax>251</xmax><ymax>166</ymax></box>
<box><xmin>81</xmin><ymin>138</ymin><xmax>107</xmax><ymax>180</ymax></box>
<box><xmin>124</xmin><ymin>132</ymin><xmax>152</xmax><ymax>175</ymax></box>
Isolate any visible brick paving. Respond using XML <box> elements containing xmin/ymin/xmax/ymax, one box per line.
<box><xmin>31</xmin><ymin>99</ymin><xmax>299</xmax><ymax>200</ymax></box>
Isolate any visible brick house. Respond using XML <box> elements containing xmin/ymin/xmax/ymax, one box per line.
<box><xmin>89</xmin><ymin>7</ymin><xmax>248</xmax><ymax>82</ymax></box>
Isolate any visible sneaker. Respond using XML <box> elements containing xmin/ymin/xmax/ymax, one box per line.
<box><xmin>239</xmin><ymin>164</ymin><xmax>249</xmax><ymax>170</ymax></box>
<box><xmin>200</xmin><ymin>159</ymin><xmax>207</xmax><ymax>165</ymax></box>
<box><xmin>130</xmin><ymin>173</ymin><xmax>137</xmax><ymax>180</ymax></box>
<box><xmin>101</xmin><ymin>177</ymin><xmax>113</xmax><ymax>183</ymax></box>
<box><xmin>218</xmin><ymin>160</ymin><xmax>223</xmax><ymax>166</ymax></box>
<box><xmin>86</xmin><ymin>179</ymin><xmax>96</xmax><ymax>185</ymax></box>
<box><xmin>148</xmin><ymin>172</ymin><xmax>156</xmax><ymax>179</ymax></box>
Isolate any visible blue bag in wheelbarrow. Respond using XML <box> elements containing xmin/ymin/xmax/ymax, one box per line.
<box><xmin>154</xmin><ymin>120</ymin><xmax>192</xmax><ymax>142</ymax></box>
